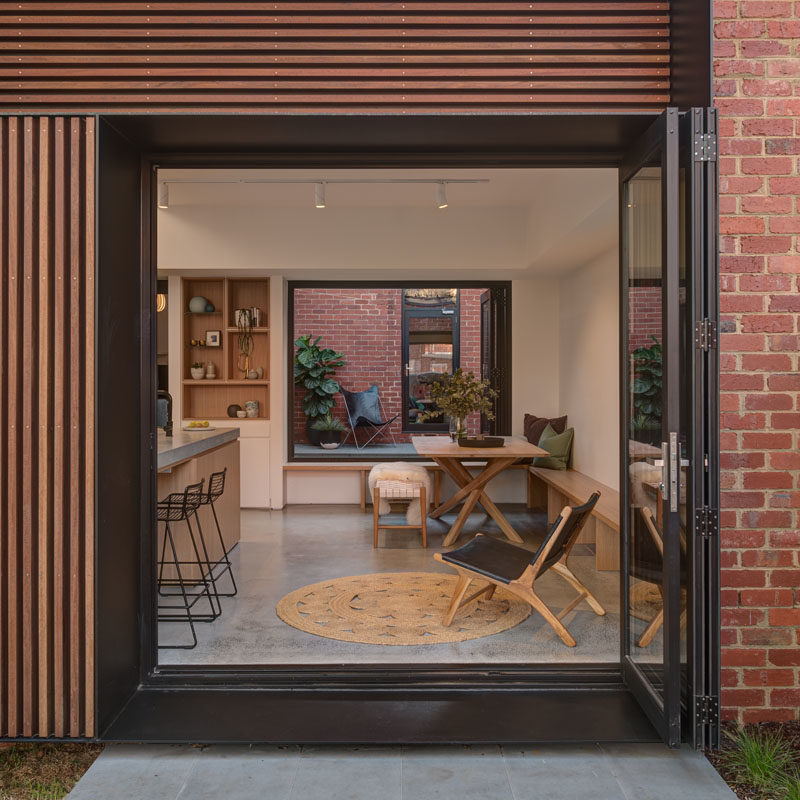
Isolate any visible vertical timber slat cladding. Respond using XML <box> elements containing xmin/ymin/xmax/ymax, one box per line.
<box><xmin>0</xmin><ymin>115</ymin><xmax>95</xmax><ymax>739</ymax></box>
<box><xmin>0</xmin><ymin>2</ymin><xmax>670</xmax><ymax>112</ymax></box>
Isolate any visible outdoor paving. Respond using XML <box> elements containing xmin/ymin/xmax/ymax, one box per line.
<box><xmin>67</xmin><ymin>742</ymin><xmax>736</xmax><ymax>800</ymax></box>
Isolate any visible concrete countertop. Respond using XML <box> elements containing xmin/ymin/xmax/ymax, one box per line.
<box><xmin>157</xmin><ymin>427</ymin><xmax>240</xmax><ymax>471</ymax></box>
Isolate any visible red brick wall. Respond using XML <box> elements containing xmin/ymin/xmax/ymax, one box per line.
<box><xmin>715</xmin><ymin>0</ymin><xmax>800</xmax><ymax>724</ymax></box>
<box><xmin>293</xmin><ymin>288</ymin><xmax>483</xmax><ymax>444</ymax></box>
<box><xmin>628</xmin><ymin>286</ymin><xmax>663</xmax><ymax>352</ymax></box>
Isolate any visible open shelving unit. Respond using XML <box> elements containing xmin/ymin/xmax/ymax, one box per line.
<box><xmin>182</xmin><ymin>277</ymin><xmax>270</xmax><ymax>421</ymax></box>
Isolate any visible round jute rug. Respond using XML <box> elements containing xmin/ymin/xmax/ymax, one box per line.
<box><xmin>275</xmin><ymin>572</ymin><xmax>531</xmax><ymax>645</ymax></box>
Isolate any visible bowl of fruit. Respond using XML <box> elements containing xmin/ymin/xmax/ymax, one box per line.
<box><xmin>183</xmin><ymin>420</ymin><xmax>215</xmax><ymax>432</ymax></box>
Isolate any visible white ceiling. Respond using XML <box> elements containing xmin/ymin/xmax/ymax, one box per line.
<box><xmin>157</xmin><ymin>167</ymin><xmax>618</xmax><ymax>277</ymax></box>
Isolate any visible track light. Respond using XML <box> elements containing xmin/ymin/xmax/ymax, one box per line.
<box><xmin>436</xmin><ymin>182</ymin><xmax>448</xmax><ymax>210</ymax></box>
<box><xmin>315</xmin><ymin>182</ymin><xmax>326</xmax><ymax>209</ymax></box>
<box><xmin>158</xmin><ymin>183</ymin><xmax>169</xmax><ymax>209</ymax></box>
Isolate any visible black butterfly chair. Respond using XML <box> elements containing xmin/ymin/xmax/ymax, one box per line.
<box><xmin>340</xmin><ymin>384</ymin><xmax>399</xmax><ymax>449</ymax></box>
<box><xmin>433</xmin><ymin>493</ymin><xmax>604</xmax><ymax>647</ymax></box>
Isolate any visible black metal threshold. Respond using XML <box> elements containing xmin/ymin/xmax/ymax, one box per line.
<box><xmin>102</xmin><ymin>687</ymin><xmax>658</xmax><ymax>743</ymax></box>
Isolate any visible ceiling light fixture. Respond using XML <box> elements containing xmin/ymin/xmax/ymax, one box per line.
<box><xmin>158</xmin><ymin>183</ymin><xmax>169</xmax><ymax>209</ymax></box>
<box><xmin>436</xmin><ymin>182</ymin><xmax>448</xmax><ymax>209</ymax></box>
<box><xmin>314</xmin><ymin>182</ymin><xmax>326</xmax><ymax>209</ymax></box>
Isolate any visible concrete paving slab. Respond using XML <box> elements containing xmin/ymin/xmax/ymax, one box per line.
<box><xmin>67</xmin><ymin>742</ymin><xmax>737</xmax><ymax>800</ymax></box>
<box><xmin>401</xmin><ymin>746</ymin><xmax>514</xmax><ymax>800</ymax></box>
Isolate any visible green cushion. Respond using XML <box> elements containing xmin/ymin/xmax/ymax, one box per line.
<box><xmin>533</xmin><ymin>423</ymin><xmax>574</xmax><ymax>470</ymax></box>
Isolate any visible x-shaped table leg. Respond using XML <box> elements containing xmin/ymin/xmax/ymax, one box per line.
<box><xmin>430</xmin><ymin>456</ymin><xmax>524</xmax><ymax>547</ymax></box>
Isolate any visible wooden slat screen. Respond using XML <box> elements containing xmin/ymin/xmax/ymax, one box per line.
<box><xmin>0</xmin><ymin>2</ymin><xmax>670</xmax><ymax>112</ymax></box>
<box><xmin>0</xmin><ymin>115</ymin><xmax>95</xmax><ymax>739</ymax></box>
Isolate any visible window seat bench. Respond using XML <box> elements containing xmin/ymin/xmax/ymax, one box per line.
<box><xmin>527</xmin><ymin>467</ymin><xmax>620</xmax><ymax>571</ymax></box>
<box><xmin>284</xmin><ymin>461</ymin><xmax>530</xmax><ymax>512</ymax></box>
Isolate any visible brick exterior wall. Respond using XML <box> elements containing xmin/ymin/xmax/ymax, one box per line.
<box><xmin>628</xmin><ymin>285</ymin><xmax>663</xmax><ymax>351</ymax></box>
<box><xmin>293</xmin><ymin>288</ymin><xmax>482</xmax><ymax>444</ymax></box>
<box><xmin>715</xmin><ymin>0</ymin><xmax>800</xmax><ymax>724</ymax></box>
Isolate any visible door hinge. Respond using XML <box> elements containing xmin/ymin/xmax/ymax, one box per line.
<box><xmin>697</xmin><ymin>695</ymin><xmax>720</xmax><ymax>725</ymax></box>
<box><xmin>695</xmin><ymin>318</ymin><xmax>717</xmax><ymax>351</ymax></box>
<box><xmin>694</xmin><ymin>133</ymin><xmax>718</xmax><ymax>162</ymax></box>
<box><xmin>696</xmin><ymin>506</ymin><xmax>719</xmax><ymax>538</ymax></box>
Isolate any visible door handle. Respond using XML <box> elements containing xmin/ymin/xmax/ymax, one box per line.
<box><xmin>669</xmin><ymin>431</ymin><xmax>679</xmax><ymax>513</ymax></box>
<box><xmin>654</xmin><ymin>442</ymin><xmax>669</xmax><ymax>500</ymax></box>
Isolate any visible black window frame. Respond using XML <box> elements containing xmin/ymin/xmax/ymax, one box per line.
<box><xmin>287</xmin><ymin>280</ymin><xmax>511</xmax><ymax>462</ymax></box>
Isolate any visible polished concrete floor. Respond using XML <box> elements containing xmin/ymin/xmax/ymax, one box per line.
<box><xmin>68</xmin><ymin>743</ymin><xmax>736</xmax><ymax>800</ymax></box>
<box><xmin>158</xmin><ymin>503</ymin><xmax>626</xmax><ymax>666</ymax></box>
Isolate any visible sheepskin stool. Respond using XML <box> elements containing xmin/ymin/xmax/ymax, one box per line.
<box><xmin>368</xmin><ymin>462</ymin><xmax>431</xmax><ymax>547</ymax></box>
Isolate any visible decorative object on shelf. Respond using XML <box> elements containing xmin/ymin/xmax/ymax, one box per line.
<box><xmin>190</xmin><ymin>338</ymin><xmax>207</xmax><ymax>348</ymax></box>
<box><xmin>204</xmin><ymin>301</ymin><xmax>215</xmax><ymax>313</ymax></box>
<box><xmin>256</xmin><ymin>366</ymin><xmax>264</xmax><ymax>379</ymax></box>
<box><xmin>205</xmin><ymin>329</ymin><xmax>221</xmax><ymax>348</ymax></box>
<box><xmin>190</xmin><ymin>362</ymin><xmax>205</xmax><ymax>380</ymax></box>
<box><xmin>237</xmin><ymin>410</ymin><xmax>247</xmax><ymax>419</ymax></box>
<box><xmin>294</xmin><ymin>334</ymin><xmax>345</xmax><ymax>444</ymax></box>
<box><xmin>246</xmin><ymin>369</ymin><xmax>259</xmax><ymax>380</ymax></box>
<box><xmin>311</xmin><ymin>412</ymin><xmax>347</xmax><ymax>449</ymax></box>
<box><xmin>205</xmin><ymin>362</ymin><xmax>216</xmax><ymax>379</ymax></box>
<box><xmin>458</xmin><ymin>436</ymin><xmax>504</xmax><ymax>448</ymax></box>
<box><xmin>226</xmin><ymin>403</ymin><xmax>242</xmax><ymax>418</ymax></box>
<box><xmin>188</xmin><ymin>295</ymin><xmax>209</xmax><ymax>313</ymax></box>
<box><xmin>418</xmin><ymin>367</ymin><xmax>497</xmax><ymax>439</ymax></box>
<box><xmin>236</xmin><ymin>309</ymin><xmax>255</xmax><ymax>376</ymax></box>
<box><xmin>245</xmin><ymin>400</ymin><xmax>259</xmax><ymax>418</ymax></box>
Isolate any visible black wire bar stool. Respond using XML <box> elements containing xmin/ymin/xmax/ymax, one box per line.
<box><xmin>157</xmin><ymin>480</ymin><xmax>221</xmax><ymax>649</ymax></box>
<box><xmin>196</xmin><ymin>468</ymin><xmax>238</xmax><ymax>597</ymax></box>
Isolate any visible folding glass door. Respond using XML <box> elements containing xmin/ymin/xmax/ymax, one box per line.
<box><xmin>620</xmin><ymin>108</ymin><xmax>719</xmax><ymax>748</ymax></box>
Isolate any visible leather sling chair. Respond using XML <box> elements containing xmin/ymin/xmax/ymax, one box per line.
<box><xmin>433</xmin><ymin>492</ymin><xmax>603</xmax><ymax>647</ymax></box>
<box><xmin>635</xmin><ymin>505</ymin><xmax>687</xmax><ymax>648</ymax></box>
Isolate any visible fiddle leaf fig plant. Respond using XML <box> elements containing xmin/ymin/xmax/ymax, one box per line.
<box><xmin>294</xmin><ymin>334</ymin><xmax>345</xmax><ymax>420</ymax></box>
<box><xmin>631</xmin><ymin>335</ymin><xmax>663</xmax><ymax>431</ymax></box>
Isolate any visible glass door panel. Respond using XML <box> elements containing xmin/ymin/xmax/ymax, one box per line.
<box><xmin>621</xmin><ymin>109</ymin><xmax>684</xmax><ymax>747</ymax></box>
<box><xmin>402</xmin><ymin>289</ymin><xmax>460</xmax><ymax>431</ymax></box>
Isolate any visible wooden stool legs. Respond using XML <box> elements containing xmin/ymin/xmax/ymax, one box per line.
<box><xmin>373</xmin><ymin>484</ymin><xmax>428</xmax><ymax>548</ymax></box>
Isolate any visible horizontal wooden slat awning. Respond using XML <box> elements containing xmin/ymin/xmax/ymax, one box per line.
<box><xmin>1</xmin><ymin>1</ymin><xmax>670</xmax><ymax>112</ymax></box>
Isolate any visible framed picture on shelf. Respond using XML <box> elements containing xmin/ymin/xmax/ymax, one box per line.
<box><xmin>205</xmin><ymin>330</ymin><xmax>222</xmax><ymax>347</ymax></box>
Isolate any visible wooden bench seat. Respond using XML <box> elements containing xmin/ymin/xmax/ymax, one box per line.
<box><xmin>527</xmin><ymin>467</ymin><xmax>620</xmax><ymax>571</ymax></box>
<box><xmin>284</xmin><ymin>461</ymin><xmax>530</xmax><ymax>512</ymax></box>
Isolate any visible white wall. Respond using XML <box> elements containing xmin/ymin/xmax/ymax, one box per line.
<box><xmin>557</xmin><ymin>248</ymin><xmax>619</xmax><ymax>490</ymax></box>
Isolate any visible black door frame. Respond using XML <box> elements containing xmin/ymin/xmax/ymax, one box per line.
<box><xmin>95</xmin><ymin>112</ymin><xmax>718</xmax><ymax>744</ymax></box>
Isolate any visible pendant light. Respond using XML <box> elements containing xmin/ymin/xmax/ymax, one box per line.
<box><xmin>314</xmin><ymin>182</ymin><xmax>326</xmax><ymax>209</ymax></box>
<box><xmin>436</xmin><ymin>181</ymin><xmax>448</xmax><ymax>209</ymax></box>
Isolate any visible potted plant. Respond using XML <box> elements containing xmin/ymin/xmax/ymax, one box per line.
<box><xmin>190</xmin><ymin>361</ymin><xmax>205</xmax><ymax>380</ymax></box>
<box><xmin>631</xmin><ymin>335</ymin><xmax>662</xmax><ymax>446</ymax></box>
<box><xmin>294</xmin><ymin>334</ymin><xmax>345</xmax><ymax>445</ymax></box>
<box><xmin>311</xmin><ymin>413</ymin><xmax>348</xmax><ymax>449</ymax></box>
<box><xmin>417</xmin><ymin>368</ymin><xmax>496</xmax><ymax>438</ymax></box>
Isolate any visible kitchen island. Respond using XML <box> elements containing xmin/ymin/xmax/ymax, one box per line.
<box><xmin>157</xmin><ymin>427</ymin><xmax>240</xmax><ymax>580</ymax></box>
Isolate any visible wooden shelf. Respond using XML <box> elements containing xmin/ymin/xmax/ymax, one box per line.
<box><xmin>181</xmin><ymin>276</ymin><xmax>270</xmax><ymax>421</ymax></box>
<box><xmin>183</xmin><ymin>379</ymin><xmax>268</xmax><ymax>386</ymax></box>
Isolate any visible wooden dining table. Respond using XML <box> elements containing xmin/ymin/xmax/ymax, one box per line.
<box><xmin>412</xmin><ymin>435</ymin><xmax>548</xmax><ymax>547</ymax></box>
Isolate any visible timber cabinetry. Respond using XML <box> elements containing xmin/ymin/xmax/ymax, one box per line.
<box><xmin>182</xmin><ymin>277</ymin><xmax>270</xmax><ymax>421</ymax></box>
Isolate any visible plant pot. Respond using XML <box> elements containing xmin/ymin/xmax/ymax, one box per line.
<box><xmin>318</xmin><ymin>430</ymin><xmax>343</xmax><ymax>448</ymax></box>
<box><xmin>306</xmin><ymin>419</ymin><xmax>322</xmax><ymax>446</ymax></box>
<box><xmin>190</xmin><ymin>368</ymin><xmax>205</xmax><ymax>380</ymax></box>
